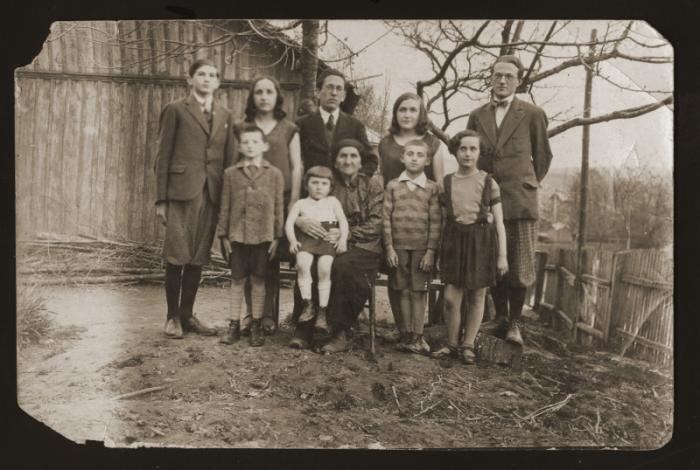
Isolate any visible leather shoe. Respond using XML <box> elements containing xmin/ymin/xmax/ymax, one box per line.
<box><xmin>315</xmin><ymin>306</ymin><xmax>329</xmax><ymax>333</ymax></box>
<box><xmin>288</xmin><ymin>322</ymin><xmax>312</xmax><ymax>349</ymax></box>
<box><xmin>182</xmin><ymin>315</ymin><xmax>217</xmax><ymax>336</ymax></box>
<box><xmin>505</xmin><ymin>320</ymin><xmax>524</xmax><ymax>346</ymax></box>
<box><xmin>321</xmin><ymin>329</ymin><xmax>349</xmax><ymax>354</ymax></box>
<box><xmin>262</xmin><ymin>317</ymin><xmax>276</xmax><ymax>336</ymax></box>
<box><xmin>164</xmin><ymin>317</ymin><xmax>183</xmax><ymax>339</ymax></box>
<box><xmin>250</xmin><ymin>319</ymin><xmax>265</xmax><ymax>347</ymax></box>
<box><xmin>298</xmin><ymin>299</ymin><xmax>315</xmax><ymax>323</ymax></box>
<box><xmin>220</xmin><ymin>320</ymin><xmax>240</xmax><ymax>344</ymax></box>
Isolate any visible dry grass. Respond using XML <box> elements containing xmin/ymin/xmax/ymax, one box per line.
<box><xmin>16</xmin><ymin>283</ymin><xmax>51</xmax><ymax>350</ymax></box>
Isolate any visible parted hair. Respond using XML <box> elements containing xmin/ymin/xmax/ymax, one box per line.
<box><xmin>317</xmin><ymin>68</ymin><xmax>346</xmax><ymax>89</ymax></box>
<box><xmin>244</xmin><ymin>75</ymin><xmax>287</xmax><ymax>122</ymax></box>
<box><xmin>188</xmin><ymin>59</ymin><xmax>219</xmax><ymax>78</ymax></box>
<box><xmin>493</xmin><ymin>55</ymin><xmax>525</xmax><ymax>79</ymax></box>
<box><xmin>448</xmin><ymin>129</ymin><xmax>484</xmax><ymax>156</ymax></box>
<box><xmin>389</xmin><ymin>92</ymin><xmax>430</xmax><ymax>135</ymax></box>
<box><xmin>303</xmin><ymin>165</ymin><xmax>335</xmax><ymax>192</ymax></box>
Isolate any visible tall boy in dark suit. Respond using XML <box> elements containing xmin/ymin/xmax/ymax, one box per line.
<box><xmin>154</xmin><ymin>59</ymin><xmax>236</xmax><ymax>339</ymax></box>
<box><xmin>466</xmin><ymin>55</ymin><xmax>553</xmax><ymax>345</ymax></box>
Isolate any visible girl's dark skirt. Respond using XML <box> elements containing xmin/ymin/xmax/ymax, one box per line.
<box><xmin>440</xmin><ymin>221</ymin><xmax>498</xmax><ymax>289</ymax></box>
<box><xmin>162</xmin><ymin>188</ymin><xmax>218</xmax><ymax>266</ymax></box>
<box><xmin>297</xmin><ymin>221</ymin><xmax>338</xmax><ymax>257</ymax></box>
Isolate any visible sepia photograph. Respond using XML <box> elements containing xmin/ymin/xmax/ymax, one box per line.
<box><xmin>14</xmin><ymin>19</ymin><xmax>673</xmax><ymax>449</ymax></box>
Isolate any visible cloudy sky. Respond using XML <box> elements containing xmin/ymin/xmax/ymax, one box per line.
<box><xmin>320</xmin><ymin>20</ymin><xmax>673</xmax><ymax>171</ymax></box>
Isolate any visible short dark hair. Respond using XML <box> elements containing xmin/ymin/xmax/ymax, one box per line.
<box><xmin>237</xmin><ymin>123</ymin><xmax>266</xmax><ymax>142</ymax></box>
<box><xmin>448</xmin><ymin>129</ymin><xmax>483</xmax><ymax>156</ymax></box>
<box><xmin>303</xmin><ymin>165</ymin><xmax>335</xmax><ymax>192</ymax></box>
<box><xmin>188</xmin><ymin>59</ymin><xmax>219</xmax><ymax>78</ymax></box>
<box><xmin>389</xmin><ymin>92</ymin><xmax>430</xmax><ymax>135</ymax></box>
<box><xmin>317</xmin><ymin>68</ymin><xmax>346</xmax><ymax>90</ymax></box>
<box><xmin>244</xmin><ymin>76</ymin><xmax>287</xmax><ymax>122</ymax></box>
<box><xmin>493</xmin><ymin>55</ymin><xmax>525</xmax><ymax>79</ymax></box>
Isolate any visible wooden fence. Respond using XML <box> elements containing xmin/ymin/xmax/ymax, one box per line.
<box><xmin>534</xmin><ymin>247</ymin><xmax>673</xmax><ymax>367</ymax></box>
<box><xmin>15</xmin><ymin>20</ymin><xmax>303</xmax><ymax>243</ymax></box>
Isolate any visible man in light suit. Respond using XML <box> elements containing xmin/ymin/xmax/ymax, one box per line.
<box><xmin>467</xmin><ymin>55</ymin><xmax>553</xmax><ymax>345</ymax></box>
<box><xmin>296</xmin><ymin>68</ymin><xmax>377</xmax><ymax>177</ymax></box>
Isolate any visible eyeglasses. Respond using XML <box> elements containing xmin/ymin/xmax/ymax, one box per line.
<box><xmin>322</xmin><ymin>84</ymin><xmax>345</xmax><ymax>92</ymax></box>
<box><xmin>492</xmin><ymin>73</ymin><xmax>518</xmax><ymax>82</ymax></box>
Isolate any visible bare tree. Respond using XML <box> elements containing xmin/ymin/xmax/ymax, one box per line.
<box><xmin>385</xmin><ymin>20</ymin><xmax>673</xmax><ymax>141</ymax></box>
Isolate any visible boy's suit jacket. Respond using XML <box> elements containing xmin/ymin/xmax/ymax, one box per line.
<box><xmin>296</xmin><ymin>110</ymin><xmax>378</xmax><ymax>175</ymax></box>
<box><xmin>467</xmin><ymin>96</ymin><xmax>553</xmax><ymax>221</ymax></box>
<box><xmin>155</xmin><ymin>95</ymin><xmax>236</xmax><ymax>205</ymax></box>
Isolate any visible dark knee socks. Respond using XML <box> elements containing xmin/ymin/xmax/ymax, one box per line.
<box><xmin>491</xmin><ymin>280</ymin><xmax>509</xmax><ymax>322</ymax></box>
<box><xmin>165</xmin><ymin>263</ymin><xmax>183</xmax><ymax>319</ymax></box>
<box><xmin>179</xmin><ymin>264</ymin><xmax>202</xmax><ymax>319</ymax></box>
<box><xmin>508</xmin><ymin>286</ymin><xmax>527</xmax><ymax>321</ymax></box>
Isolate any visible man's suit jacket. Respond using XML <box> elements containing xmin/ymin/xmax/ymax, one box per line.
<box><xmin>296</xmin><ymin>110</ymin><xmax>378</xmax><ymax>175</ymax></box>
<box><xmin>155</xmin><ymin>95</ymin><xmax>237</xmax><ymax>205</ymax></box>
<box><xmin>467</xmin><ymin>97</ymin><xmax>553</xmax><ymax>221</ymax></box>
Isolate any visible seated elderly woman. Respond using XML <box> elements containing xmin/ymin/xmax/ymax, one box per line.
<box><xmin>288</xmin><ymin>138</ymin><xmax>384</xmax><ymax>353</ymax></box>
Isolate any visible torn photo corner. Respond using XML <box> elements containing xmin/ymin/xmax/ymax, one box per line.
<box><xmin>15</xmin><ymin>19</ymin><xmax>673</xmax><ymax>449</ymax></box>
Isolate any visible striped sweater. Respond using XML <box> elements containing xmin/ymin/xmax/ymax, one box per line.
<box><xmin>383</xmin><ymin>177</ymin><xmax>442</xmax><ymax>251</ymax></box>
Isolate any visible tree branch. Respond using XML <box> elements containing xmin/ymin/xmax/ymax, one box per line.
<box><xmin>547</xmin><ymin>95</ymin><xmax>673</xmax><ymax>138</ymax></box>
<box><xmin>416</xmin><ymin>20</ymin><xmax>490</xmax><ymax>98</ymax></box>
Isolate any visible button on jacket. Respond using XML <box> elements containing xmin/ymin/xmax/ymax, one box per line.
<box><xmin>216</xmin><ymin>159</ymin><xmax>284</xmax><ymax>245</ymax></box>
<box><xmin>154</xmin><ymin>95</ymin><xmax>237</xmax><ymax>205</ymax></box>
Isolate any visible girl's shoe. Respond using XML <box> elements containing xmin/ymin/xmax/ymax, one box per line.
<box><xmin>250</xmin><ymin>319</ymin><xmax>265</xmax><ymax>347</ymax></box>
<box><xmin>298</xmin><ymin>299</ymin><xmax>315</xmax><ymax>323</ymax></box>
<box><xmin>417</xmin><ymin>335</ymin><xmax>431</xmax><ymax>355</ymax></box>
<box><xmin>430</xmin><ymin>344</ymin><xmax>459</xmax><ymax>359</ymax></box>
<box><xmin>315</xmin><ymin>306</ymin><xmax>329</xmax><ymax>332</ymax></box>
<box><xmin>459</xmin><ymin>346</ymin><xmax>476</xmax><ymax>365</ymax></box>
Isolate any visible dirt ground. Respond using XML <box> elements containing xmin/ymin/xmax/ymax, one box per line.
<box><xmin>17</xmin><ymin>283</ymin><xmax>673</xmax><ymax>449</ymax></box>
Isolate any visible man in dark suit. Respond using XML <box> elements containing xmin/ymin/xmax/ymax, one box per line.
<box><xmin>467</xmin><ymin>55</ymin><xmax>553</xmax><ymax>345</ymax></box>
<box><xmin>296</xmin><ymin>69</ymin><xmax>377</xmax><ymax>176</ymax></box>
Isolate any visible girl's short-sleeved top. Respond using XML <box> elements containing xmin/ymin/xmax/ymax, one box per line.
<box><xmin>235</xmin><ymin>118</ymin><xmax>298</xmax><ymax>192</ymax></box>
<box><xmin>450</xmin><ymin>170</ymin><xmax>501</xmax><ymax>225</ymax></box>
<box><xmin>379</xmin><ymin>133</ymin><xmax>450</xmax><ymax>185</ymax></box>
<box><xmin>295</xmin><ymin>196</ymin><xmax>340</xmax><ymax>223</ymax></box>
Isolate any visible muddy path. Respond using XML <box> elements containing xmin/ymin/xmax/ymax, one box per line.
<box><xmin>17</xmin><ymin>284</ymin><xmax>672</xmax><ymax>449</ymax></box>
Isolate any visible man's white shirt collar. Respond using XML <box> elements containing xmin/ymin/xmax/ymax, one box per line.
<box><xmin>319</xmin><ymin>107</ymin><xmax>340</xmax><ymax>125</ymax></box>
<box><xmin>193</xmin><ymin>93</ymin><xmax>213</xmax><ymax>113</ymax></box>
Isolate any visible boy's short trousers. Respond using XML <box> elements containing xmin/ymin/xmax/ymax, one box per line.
<box><xmin>389</xmin><ymin>248</ymin><xmax>430</xmax><ymax>292</ymax></box>
<box><xmin>229</xmin><ymin>242</ymin><xmax>271</xmax><ymax>280</ymax></box>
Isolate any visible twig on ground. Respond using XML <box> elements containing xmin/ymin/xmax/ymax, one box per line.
<box><xmin>448</xmin><ymin>399</ymin><xmax>465</xmax><ymax>417</ymax></box>
<box><xmin>413</xmin><ymin>399</ymin><xmax>445</xmax><ymax>418</ymax></box>
<box><xmin>518</xmin><ymin>394</ymin><xmax>575</xmax><ymax>423</ymax></box>
<box><xmin>522</xmin><ymin>371</ymin><xmax>545</xmax><ymax>390</ymax></box>
<box><xmin>470</xmin><ymin>402</ymin><xmax>506</xmax><ymax>420</ymax></box>
<box><xmin>113</xmin><ymin>385</ymin><xmax>170</xmax><ymax>400</ymax></box>
<box><xmin>539</xmin><ymin>374</ymin><xmax>565</xmax><ymax>386</ymax></box>
<box><xmin>391</xmin><ymin>385</ymin><xmax>402</xmax><ymax>414</ymax></box>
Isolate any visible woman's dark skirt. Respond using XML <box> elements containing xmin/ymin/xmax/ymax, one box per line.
<box><xmin>440</xmin><ymin>221</ymin><xmax>498</xmax><ymax>289</ymax></box>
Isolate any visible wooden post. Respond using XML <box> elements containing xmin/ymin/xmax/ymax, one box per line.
<box><xmin>604</xmin><ymin>251</ymin><xmax>628</xmax><ymax>344</ymax></box>
<box><xmin>553</xmin><ymin>248</ymin><xmax>565</xmax><ymax>332</ymax></box>
<box><xmin>574</xmin><ymin>28</ymin><xmax>597</xmax><ymax>343</ymax></box>
<box><xmin>533</xmin><ymin>250</ymin><xmax>548</xmax><ymax>311</ymax></box>
<box><xmin>300</xmin><ymin>21</ymin><xmax>320</xmax><ymax>103</ymax></box>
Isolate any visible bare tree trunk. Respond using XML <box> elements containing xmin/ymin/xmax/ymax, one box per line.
<box><xmin>300</xmin><ymin>20</ymin><xmax>320</xmax><ymax>103</ymax></box>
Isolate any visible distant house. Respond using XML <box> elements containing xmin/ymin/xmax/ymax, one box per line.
<box><xmin>15</xmin><ymin>20</ymin><xmax>354</xmax><ymax>243</ymax></box>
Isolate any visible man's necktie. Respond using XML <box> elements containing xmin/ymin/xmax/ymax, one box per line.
<box><xmin>492</xmin><ymin>99</ymin><xmax>508</xmax><ymax>108</ymax></box>
<box><xmin>326</xmin><ymin>113</ymin><xmax>335</xmax><ymax>132</ymax></box>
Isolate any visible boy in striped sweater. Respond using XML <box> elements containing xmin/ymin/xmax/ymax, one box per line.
<box><xmin>383</xmin><ymin>139</ymin><xmax>442</xmax><ymax>354</ymax></box>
